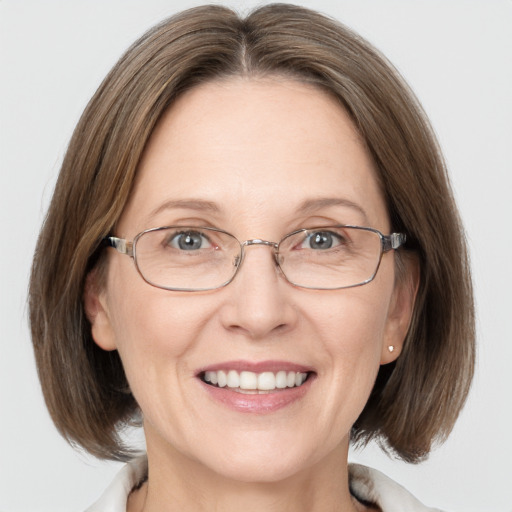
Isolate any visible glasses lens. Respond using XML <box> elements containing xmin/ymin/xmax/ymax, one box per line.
<box><xmin>278</xmin><ymin>227</ymin><xmax>383</xmax><ymax>289</ymax></box>
<box><xmin>134</xmin><ymin>227</ymin><xmax>241</xmax><ymax>291</ymax></box>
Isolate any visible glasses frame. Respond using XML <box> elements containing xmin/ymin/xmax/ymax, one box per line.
<box><xmin>104</xmin><ymin>225</ymin><xmax>406</xmax><ymax>292</ymax></box>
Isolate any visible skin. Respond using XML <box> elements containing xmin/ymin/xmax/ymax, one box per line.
<box><xmin>85</xmin><ymin>78</ymin><xmax>417</xmax><ymax>512</ymax></box>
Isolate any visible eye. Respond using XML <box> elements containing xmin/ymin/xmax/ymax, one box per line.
<box><xmin>300</xmin><ymin>230</ymin><xmax>343</xmax><ymax>250</ymax></box>
<box><xmin>167</xmin><ymin>230</ymin><xmax>212</xmax><ymax>251</ymax></box>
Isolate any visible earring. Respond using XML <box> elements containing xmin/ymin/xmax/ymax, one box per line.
<box><xmin>388</xmin><ymin>345</ymin><xmax>395</xmax><ymax>353</ymax></box>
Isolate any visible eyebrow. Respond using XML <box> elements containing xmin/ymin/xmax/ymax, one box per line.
<box><xmin>148</xmin><ymin>199</ymin><xmax>221</xmax><ymax>219</ymax></box>
<box><xmin>146</xmin><ymin>196</ymin><xmax>369</xmax><ymax>224</ymax></box>
<box><xmin>295</xmin><ymin>197</ymin><xmax>369</xmax><ymax>223</ymax></box>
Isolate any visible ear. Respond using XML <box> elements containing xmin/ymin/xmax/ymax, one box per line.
<box><xmin>380</xmin><ymin>255</ymin><xmax>420</xmax><ymax>365</ymax></box>
<box><xmin>83</xmin><ymin>269</ymin><xmax>117</xmax><ymax>351</ymax></box>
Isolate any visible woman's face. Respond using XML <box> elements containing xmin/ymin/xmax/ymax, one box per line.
<box><xmin>88</xmin><ymin>78</ymin><xmax>414</xmax><ymax>482</ymax></box>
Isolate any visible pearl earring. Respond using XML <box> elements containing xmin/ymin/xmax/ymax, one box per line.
<box><xmin>388</xmin><ymin>345</ymin><xmax>395</xmax><ymax>353</ymax></box>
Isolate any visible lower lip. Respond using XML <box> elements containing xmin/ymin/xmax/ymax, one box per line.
<box><xmin>199</xmin><ymin>377</ymin><xmax>314</xmax><ymax>414</ymax></box>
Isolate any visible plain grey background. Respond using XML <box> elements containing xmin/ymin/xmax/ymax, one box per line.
<box><xmin>1</xmin><ymin>1</ymin><xmax>511</xmax><ymax>511</ymax></box>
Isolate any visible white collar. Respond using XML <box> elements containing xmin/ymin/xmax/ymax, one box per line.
<box><xmin>85</xmin><ymin>455</ymin><xmax>443</xmax><ymax>512</ymax></box>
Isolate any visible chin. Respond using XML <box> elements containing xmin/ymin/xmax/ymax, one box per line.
<box><xmin>210</xmin><ymin>456</ymin><xmax>308</xmax><ymax>484</ymax></box>
<box><xmin>195</xmin><ymin>434</ymin><xmax>332</xmax><ymax>484</ymax></box>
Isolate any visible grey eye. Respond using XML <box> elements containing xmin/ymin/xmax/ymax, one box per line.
<box><xmin>168</xmin><ymin>231</ymin><xmax>210</xmax><ymax>251</ymax></box>
<box><xmin>302</xmin><ymin>231</ymin><xmax>342</xmax><ymax>250</ymax></box>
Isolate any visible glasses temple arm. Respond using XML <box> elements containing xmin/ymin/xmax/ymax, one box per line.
<box><xmin>382</xmin><ymin>233</ymin><xmax>407</xmax><ymax>252</ymax></box>
<box><xmin>104</xmin><ymin>236</ymin><xmax>134</xmax><ymax>257</ymax></box>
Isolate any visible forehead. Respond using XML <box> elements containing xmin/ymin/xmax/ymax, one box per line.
<box><xmin>119</xmin><ymin>77</ymin><xmax>388</xmax><ymax>235</ymax></box>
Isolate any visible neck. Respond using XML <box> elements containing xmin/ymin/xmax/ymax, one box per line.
<box><xmin>128</xmin><ymin>437</ymin><xmax>364</xmax><ymax>512</ymax></box>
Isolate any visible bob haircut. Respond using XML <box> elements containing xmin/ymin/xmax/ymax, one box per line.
<box><xmin>29</xmin><ymin>3</ymin><xmax>474</xmax><ymax>463</ymax></box>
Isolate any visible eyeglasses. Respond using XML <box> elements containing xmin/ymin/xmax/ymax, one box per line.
<box><xmin>104</xmin><ymin>225</ymin><xmax>406</xmax><ymax>292</ymax></box>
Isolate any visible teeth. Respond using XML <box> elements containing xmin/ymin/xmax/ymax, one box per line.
<box><xmin>240</xmin><ymin>371</ymin><xmax>257</xmax><ymax>390</ymax></box>
<box><xmin>227</xmin><ymin>370</ymin><xmax>239</xmax><ymax>388</ymax></box>
<box><xmin>217</xmin><ymin>370</ymin><xmax>227</xmax><ymax>388</ymax></box>
<box><xmin>258</xmin><ymin>372</ymin><xmax>276</xmax><ymax>390</ymax></box>
<box><xmin>207</xmin><ymin>371</ymin><xmax>218</xmax><ymax>385</ymax></box>
<box><xmin>203</xmin><ymin>370</ymin><xmax>309</xmax><ymax>391</ymax></box>
<box><xmin>276</xmin><ymin>371</ymin><xmax>287</xmax><ymax>389</ymax></box>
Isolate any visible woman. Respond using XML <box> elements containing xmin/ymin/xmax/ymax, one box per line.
<box><xmin>29</xmin><ymin>4</ymin><xmax>474</xmax><ymax>511</ymax></box>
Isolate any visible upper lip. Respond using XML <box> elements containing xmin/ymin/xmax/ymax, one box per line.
<box><xmin>196</xmin><ymin>360</ymin><xmax>314</xmax><ymax>375</ymax></box>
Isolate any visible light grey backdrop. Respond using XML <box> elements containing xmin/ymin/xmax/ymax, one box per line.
<box><xmin>1</xmin><ymin>1</ymin><xmax>511</xmax><ymax>511</ymax></box>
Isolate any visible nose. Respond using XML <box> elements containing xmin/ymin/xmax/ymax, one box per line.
<box><xmin>220</xmin><ymin>243</ymin><xmax>297</xmax><ymax>340</ymax></box>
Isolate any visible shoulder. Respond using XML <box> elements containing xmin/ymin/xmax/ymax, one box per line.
<box><xmin>84</xmin><ymin>456</ymin><xmax>147</xmax><ymax>512</ymax></box>
<box><xmin>349</xmin><ymin>463</ymin><xmax>445</xmax><ymax>512</ymax></box>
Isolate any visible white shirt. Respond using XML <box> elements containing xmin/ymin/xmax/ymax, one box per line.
<box><xmin>85</xmin><ymin>456</ymin><xmax>444</xmax><ymax>512</ymax></box>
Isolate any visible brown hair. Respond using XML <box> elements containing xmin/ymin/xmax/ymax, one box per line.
<box><xmin>29</xmin><ymin>3</ymin><xmax>474</xmax><ymax>462</ymax></box>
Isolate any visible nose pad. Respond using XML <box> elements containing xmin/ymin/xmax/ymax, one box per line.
<box><xmin>232</xmin><ymin>246</ymin><xmax>283</xmax><ymax>281</ymax></box>
<box><xmin>239</xmin><ymin>245</ymin><xmax>281</xmax><ymax>281</ymax></box>
<box><xmin>221</xmin><ymin>244</ymin><xmax>296</xmax><ymax>339</ymax></box>
<box><xmin>274</xmin><ymin>251</ymin><xmax>284</xmax><ymax>268</ymax></box>
<box><xmin>231</xmin><ymin>241</ymin><xmax>282</xmax><ymax>279</ymax></box>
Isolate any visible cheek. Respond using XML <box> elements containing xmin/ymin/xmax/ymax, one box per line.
<box><xmin>320</xmin><ymin>302</ymin><xmax>387</xmax><ymax>401</ymax></box>
<box><xmin>304</xmin><ymin>276</ymin><xmax>394</xmax><ymax>406</ymax></box>
<box><xmin>105</xmin><ymin>272</ymin><xmax>217</xmax><ymax>400</ymax></box>
<box><xmin>309</xmin><ymin>282</ymin><xmax>392</xmax><ymax>358</ymax></box>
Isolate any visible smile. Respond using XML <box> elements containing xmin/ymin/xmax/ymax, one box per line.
<box><xmin>201</xmin><ymin>370</ymin><xmax>309</xmax><ymax>393</ymax></box>
<box><xmin>197</xmin><ymin>361</ymin><xmax>315</xmax><ymax>413</ymax></box>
